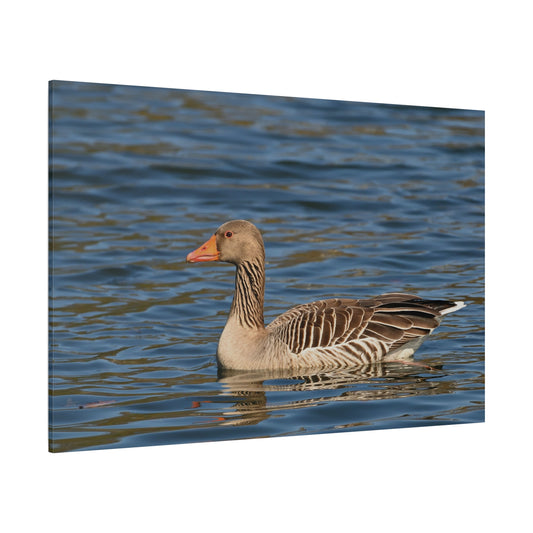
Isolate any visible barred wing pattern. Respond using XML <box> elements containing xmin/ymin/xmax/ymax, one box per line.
<box><xmin>267</xmin><ymin>293</ymin><xmax>454</xmax><ymax>367</ymax></box>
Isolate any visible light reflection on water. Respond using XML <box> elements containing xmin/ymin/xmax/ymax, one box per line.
<box><xmin>49</xmin><ymin>81</ymin><xmax>484</xmax><ymax>452</ymax></box>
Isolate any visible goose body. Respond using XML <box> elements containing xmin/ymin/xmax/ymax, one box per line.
<box><xmin>187</xmin><ymin>220</ymin><xmax>465</xmax><ymax>371</ymax></box>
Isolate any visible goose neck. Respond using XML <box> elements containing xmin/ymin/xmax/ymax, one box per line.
<box><xmin>230</xmin><ymin>259</ymin><xmax>265</xmax><ymax>329</ymax></box>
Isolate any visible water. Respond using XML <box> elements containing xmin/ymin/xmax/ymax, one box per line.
<box><xmin>49</xmin><ymin>81</ymin><xmax>484</xmax><ymax>452</ymax></box>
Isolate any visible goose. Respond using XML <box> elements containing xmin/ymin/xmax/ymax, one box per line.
<box><xmin>186</xmin><ymin>220</ymin><xmax>465</xmax><ymax>371</ymax></box>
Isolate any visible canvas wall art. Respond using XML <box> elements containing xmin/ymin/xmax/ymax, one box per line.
<box><xmin>49</xmin><ymin>81</ymin><xmax>484</xmax><ymax>452</ymax></box>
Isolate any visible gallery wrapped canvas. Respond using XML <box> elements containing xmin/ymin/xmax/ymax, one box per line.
<box><xmin>49</xmin><ymin>81</ymin><xmax>484</xmax><ymax>452</ymax></box>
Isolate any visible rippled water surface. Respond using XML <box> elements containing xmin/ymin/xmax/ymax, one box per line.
<box><xmin>49</xmin><ymin>81</ymin><xmax>484</xmax><ymax>452</ymax></box>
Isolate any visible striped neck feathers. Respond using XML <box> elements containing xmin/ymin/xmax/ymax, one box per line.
<box><xmin>230</xmin><ymin>259</ymin><xmax>265</xmax><ymax>329</ymax></box>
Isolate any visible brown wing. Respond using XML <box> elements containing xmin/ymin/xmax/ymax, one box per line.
<box><xmin>267</xmin><ymin>293</ymin><xmax>455</xmax><ymax>355</ymax></box>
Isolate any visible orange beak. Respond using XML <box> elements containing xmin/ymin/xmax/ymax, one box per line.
<box><xmin>186</xmin><ymin>234</ymin><xmax>220</xmax><ymax>262</ymax></box>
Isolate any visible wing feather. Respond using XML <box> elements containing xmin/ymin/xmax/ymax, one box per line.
<box><xmin>267</xmin><ymin>293</ymin><xmax>458</xmax><ymax>357</ymax></box>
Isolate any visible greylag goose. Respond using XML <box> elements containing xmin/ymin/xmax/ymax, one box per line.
<box><xmin>186</xmin><ymin>220</ymin><xmax>465</xmax><ymax>371</ymax></box>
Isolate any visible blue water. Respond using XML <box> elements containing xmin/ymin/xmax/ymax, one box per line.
<box><xmin>49</xmin><ymin>81</ymin><xmax>484</xmax><ymax>452</ymax></box>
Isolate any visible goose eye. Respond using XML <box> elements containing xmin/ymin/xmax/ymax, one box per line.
<box><xmin>225</xmin><ymin>231</ymin><xmax>233</xmax><ymax>238</ymax></box>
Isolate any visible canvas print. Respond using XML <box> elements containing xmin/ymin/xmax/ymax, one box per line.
<box><xmin>49</xmin><ymin>81</ymin><xmax>484</xmax><ymax>452</ymax></box>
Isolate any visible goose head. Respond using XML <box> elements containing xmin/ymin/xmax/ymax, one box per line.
<box><xmin>186</xmin><ymin>220</ymin><xmax>265</xmax><ymax>266</ymax></box>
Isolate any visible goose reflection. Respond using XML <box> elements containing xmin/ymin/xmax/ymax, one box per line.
<box><xmin>214</xmin><ymin>360</ymin><xmax>448</xmax><ymax>427</ymax></box>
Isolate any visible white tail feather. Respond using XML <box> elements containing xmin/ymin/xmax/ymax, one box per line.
<box><xmin>439</xmin><ymin>301</ymin><xmax>466</xmax><ymax>316</ymax></box>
